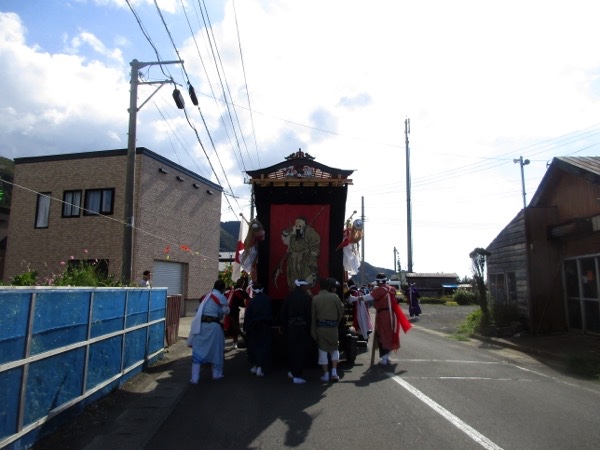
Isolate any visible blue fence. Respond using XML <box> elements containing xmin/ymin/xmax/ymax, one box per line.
<box><xmin>0</xmin><ymin>287</ymin><xmax>167</xmax><ymax>449</ymax></box>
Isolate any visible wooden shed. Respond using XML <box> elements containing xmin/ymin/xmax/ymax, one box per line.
<box><xmin>405</xmin><ymin>272</ymin><xmax>459</xmax><ymax>297</ymax></box>
<box><xmin>486</xmin><ymin>156</ymin><xmax>600</xmax><ymax>334</ymax></box>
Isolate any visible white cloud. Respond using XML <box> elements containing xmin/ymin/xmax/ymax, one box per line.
<box><xmin>0</xmin><ymin>12</ymin><xmax>130</xmax><ymax>156</ymax></box>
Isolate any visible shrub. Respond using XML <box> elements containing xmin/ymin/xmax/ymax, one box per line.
<box><xmin>8</xmin><ymin>251</ymin><xmax>127</xmax><ymax>287</ymax></box>
<box><xmin>419</xmin><ymin>296</ymin><xmax>445</xmax><ymax>305</ymax></box>
<box><xmin>453</xmin><ymin>308</ymin><xmax>483</xmax><ymax>339</ymax></box>
<box><xmin>454</xmin><ymin>289</ymin><xmax>477</xmax><ymax>305</ymax></box>
<box><xmin>11</xmin><ymin>270</ymin><xmax>38</xmax><ymax>286</ymax></box>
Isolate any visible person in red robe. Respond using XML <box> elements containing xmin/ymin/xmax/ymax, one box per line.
<box><xmin>358</xmin><ymin>273</ymin><xmax>411</xmax><ymax>366</ymax></box>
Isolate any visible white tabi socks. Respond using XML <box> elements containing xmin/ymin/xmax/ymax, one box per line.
<box><xmin>190</xmin><ymin>363</ymin><xmax>201</xmax><ymax>384</ymax></box>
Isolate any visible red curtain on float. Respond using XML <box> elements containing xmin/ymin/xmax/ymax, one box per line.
<box><xmin>268</xmin><ymin>204</ymin><xmax>330</xmax><ymax>299</ymax></box>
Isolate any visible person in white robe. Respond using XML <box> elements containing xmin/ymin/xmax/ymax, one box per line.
<box><xmin>187</xmin><ymin>279</ymin><xmax>229</xmax><ymax>383</ymax></box>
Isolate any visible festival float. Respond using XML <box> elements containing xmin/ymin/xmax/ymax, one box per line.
<box><xmin>243</xmin><ymin>149</ymin><xmax>366</xmax><ymax>362</ymax></box>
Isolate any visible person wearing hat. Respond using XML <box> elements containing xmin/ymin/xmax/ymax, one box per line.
<box><xmin>311</xmin><ymin>277</ymin><xmax>345</xmax><ymax>382</ymax></box>
<box><xmin>243</xmin><ymin>282</ymin><xmax>273</xmax><ymax>378</ymax></box>
<box><xmin>279</xmin><ymin>278</ymin><xmax>313</xmax><ymax>384</ymax></box>
<box><xmin>358</xmin><ymin>273</ymin><xmax>411</xmax><ymax>366</ymax></box>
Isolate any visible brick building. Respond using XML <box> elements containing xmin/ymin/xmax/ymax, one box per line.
<box><xmin>5</xmin><ymin>148</ymin><xmax>222</xmax><ymax>312</ymax></box>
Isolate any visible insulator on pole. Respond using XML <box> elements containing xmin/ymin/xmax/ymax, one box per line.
<box><xmin>172</xmin><ymin>88</ymin><xmax>185</xmax><ymax>109</ymax></box>
<box><xmin>188</xmin><ymin>84</ymin><xmax>199</xmax><ymax>106</ymax></box>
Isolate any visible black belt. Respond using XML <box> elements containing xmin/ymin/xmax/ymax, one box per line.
<box><xmin>201</xmin><ymin>315</ymin><xmax>221</xmax><ymax>323</ymax></box>
<box><xmin>316</xmin><ymin>319</ymin><xmax>338</xmax><ymax>328</ymax></box>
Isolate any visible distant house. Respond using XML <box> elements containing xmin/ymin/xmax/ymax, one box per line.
<box><xmin>486</xmin><ymin>156</ymin><xmax>600</xmax><ymax>334</ymax></box>
<box><xmin>5</xmin><ymin>148</ymin><xmax>223</xmax><ymax>314</ymax></box>
<box><xmin>405</xmin><ymin>272</ymin><xmax>459</xmax><ymax>297</ymax></box>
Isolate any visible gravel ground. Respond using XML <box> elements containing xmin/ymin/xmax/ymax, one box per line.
<box><xmin>403</xmin><ymin>303</ymin><xmax>479</xmax><ymax>334</ymax></box>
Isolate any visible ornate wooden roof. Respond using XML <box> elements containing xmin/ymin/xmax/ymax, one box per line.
<box><xmin>246</xmin><ymin>149</ymin><xmax>354</xmax><ymax>187</ymax></box>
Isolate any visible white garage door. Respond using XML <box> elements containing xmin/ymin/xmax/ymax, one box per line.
<box><xmin>153</xmin><ymin>260</ymin><xmax>185</xmax><ymax>296</ymax></box>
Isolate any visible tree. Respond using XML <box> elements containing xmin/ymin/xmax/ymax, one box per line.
<box><xmin>469</xmin><ymin>247</ymin><xmax>491</xmax><ymax>323</ymax></box>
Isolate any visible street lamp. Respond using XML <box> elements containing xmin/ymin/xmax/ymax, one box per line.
<box><xmin>513</xmin><ymin>156</ymin><xmax>530</xmax><ymax>210</ymax></box>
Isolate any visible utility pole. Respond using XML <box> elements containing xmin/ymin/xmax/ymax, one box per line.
<box><xmin>405</xmin><ymin>118</ymin><xmax>413</xmax><ymax>273</ymax></box>
<box><xmin>393</xmin><ymin>246</ymin><xmax>398</xmax><ymax>273</ymax></box>
<box><xmin>123</xmin><ymin>58</ymin><xmax>183</xmax><ymax>283</ymax></box>
<box><xmin>513</xmin><ymin>156</ymin><xmax>530</xmax><ymax>210</ymax></box>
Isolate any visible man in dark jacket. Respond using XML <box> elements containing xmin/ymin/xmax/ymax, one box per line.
<box><xmin>279</xmin><ymin>279</ymin><xmax>313</xmax><ymax>384</ymax></box>
<box><xmin>243</xmin><ymin>282</ymin><xmax>273</xmax><ymax>377</ymax></box>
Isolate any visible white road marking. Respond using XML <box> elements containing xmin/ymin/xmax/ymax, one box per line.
<box><xmin>388</xmin><ymin>373</ymin><xmax>504</xmax><ymax>450</ymax></box>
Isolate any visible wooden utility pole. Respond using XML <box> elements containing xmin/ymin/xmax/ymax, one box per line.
<box><xmin>405</xmin><ymin>118</ymin><xmax>413</xmax><ymax>273</ymax></box>
<box><xmin>123</xmin><ymin>59</ymin><xmax>182</xmax><ymax>283</ymax></box>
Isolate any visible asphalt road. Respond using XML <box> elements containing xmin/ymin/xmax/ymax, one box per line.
<box><xmin>146</xmin><ymin>304</ymin><xmax>600</xmax><ymax>450</ymax></box>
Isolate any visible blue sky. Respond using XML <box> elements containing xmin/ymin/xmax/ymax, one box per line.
<box><xmin>1</xmin><ymin>0</ymin><xmax>600</xmax><ymax>278</ymax></box>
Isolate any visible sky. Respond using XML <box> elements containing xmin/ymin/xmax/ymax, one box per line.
<box><xmin>1</xmin><ymin>0</ymin><xmax>599</xmax><ymax>279</ymax></box>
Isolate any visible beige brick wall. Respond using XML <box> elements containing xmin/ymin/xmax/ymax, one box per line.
<box><xmin>5</xmin><ymin>149</ymin><xmax>222</xmax><ymax>299</ymax></box>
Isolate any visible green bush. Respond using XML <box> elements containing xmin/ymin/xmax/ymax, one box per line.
<box><xmin>51</xmin><ymin>260</ymin><xmax>123</xmax><ymax>287</ymax></box>
<box><xmin>419</xmin><ymin>297</ymin><xmax>446</xmax><ymax>305</ymax></box>
<box><xmin>452</xmin><ymin>308</ymin><xmax>483</xmax><ymax>340</ymax></box>
<box><xmin>8</xmin><ymin>252</ymin><xmax>128</xmax><ymax>287</ymax></box>
<box><xmin>11</xmin><ymin>270</ymin><xmax>38</xmax><ymax>286</ymax></box>
<box><xmin>454</xmin><ymin>289</ymin><xmax>477</xmax><ymax>305</ymax></box>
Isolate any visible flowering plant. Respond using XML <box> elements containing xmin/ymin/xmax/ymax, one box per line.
<box><xmin>7</xmin><ymin>250</ymin><xmax>126</xmax><ymax>287</ymax></box>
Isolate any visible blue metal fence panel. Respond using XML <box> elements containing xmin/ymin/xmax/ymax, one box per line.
<box><xmin>31</xmin><ymin>291</ymin><xmax>90</xmax><ymax>355</ymax></box>
<box><xmin>0</xmin><ymin>292</ymin><xmax>31</xmax><ymax>364</ymax></box>
<box><xmin>91</xmin><ymin>290</ymin><xmax>126</xmax><ymax>338</ymax></box>
<box><xmin>24</xmin><ymin>348</ymin><xmax>86</xmax><ymax>425</ymax></box>
<box><xmin>0</xmin><ymin>287</ymin><xmax>167</xmax><ymax>450</ymax></box>
<box><xmin>87</xmin><ymin>336</ymin><xmax>123</xmax><ymax>390</ymax></box>
<box><xmin>0</xmin><ymin>367</ymin><xmax>22</xmax><ymax>438</ymax></box>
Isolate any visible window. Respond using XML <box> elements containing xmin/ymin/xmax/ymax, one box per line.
<box><xmin>62</xmin><ymin>190</ymin><xmax>82</xmax><ymax>217</ymax></box>
<box><xmin>35</xmin><ymin>192</ymin><xmax>51</xmax><ymax>228</ymax></box>
<box><xmin>84</xmin><ymin>188</ymin><xmax>114</xmax><ymax>216</ymax></box>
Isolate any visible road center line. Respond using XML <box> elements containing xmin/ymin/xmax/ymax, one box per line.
<box><xmin>388</xmin><ymin>373</ymin><xmax>504</xmax><ymax>450</ymax></box>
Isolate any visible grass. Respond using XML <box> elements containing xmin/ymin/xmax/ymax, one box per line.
<box><xmin>451</xmin><ymin>308</ymin><xmax>483</xmax><ymax>341</ymax></box>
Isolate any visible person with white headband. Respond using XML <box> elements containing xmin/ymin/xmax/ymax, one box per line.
<box><xmin>311</xmin><ymin>277</ymin><xmax>345</xmax><ymax>382</ymax></box>
<box><xmin>280</xmin><ymin>278</ymin><xmax>313</xmax><ymax>384</ymax></box>
<box><xmin>243</xmin><ymin>282</ymin><xmax>273</xmax><ymax>377</ymax></box>
<box><xmin>187</xmin><ymin>279</ymin><xmax>229</xmax><ymax>383</ymax></box>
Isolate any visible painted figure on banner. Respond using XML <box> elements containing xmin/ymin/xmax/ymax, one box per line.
<box><xmin>277</xmin><ymin>215</ymin><xmax>321</xmax><ymax>289</ymax></box>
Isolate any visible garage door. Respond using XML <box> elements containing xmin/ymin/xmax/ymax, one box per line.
<box><xmin>153</xmin><ymin>260</ymin><xmax>185</xmax><ymax>296</ymax></box>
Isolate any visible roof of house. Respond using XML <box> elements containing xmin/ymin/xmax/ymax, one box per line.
<box><xmin>405</xmin><ymin>272</ymin><xmax>459</xmax><ymax>278</ymax></box>
<box><xmin>14</xmin><ymin>147</ymin><xmax>224</xmax><ymax>192</ymax></box>
<box><xmin>529</xmin><ymin>156</ymin><xmax>600</xmax><ymax>206</ymax></box>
